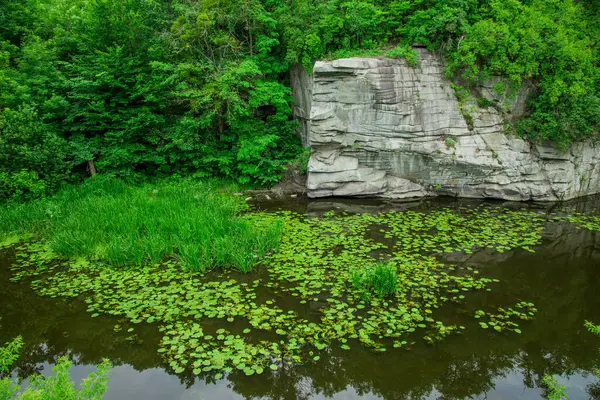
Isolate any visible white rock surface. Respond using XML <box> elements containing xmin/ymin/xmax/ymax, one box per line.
<box><xmin>306</xmin><ymin>49</ymin><xmax>600</xmax><ymax>201</ymax></box>
<box><xmin>290</xmin><ymin>63</ymin><xmax>313</xmax><ymax>147</ymax></box>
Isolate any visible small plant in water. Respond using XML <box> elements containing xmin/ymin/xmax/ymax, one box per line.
<box><xmin>474</xmin><ymin>301</ymin><xmax>536</xmax><ymax>333</ymax></box>
<box><xmin>351</xmin><ymin>262</ymin><xmax>398</xmax><ymax>301</ymax></box>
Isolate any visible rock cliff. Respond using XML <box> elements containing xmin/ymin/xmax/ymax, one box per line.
<box><xmin>290</xmin><ymin>64</ymin><xmax>312</xmax><ymax>147</ymax></box>
<box><xmin>305</xmin><ymin>49</ymin><xmax>600</xmax><ymax>201</ymax></box>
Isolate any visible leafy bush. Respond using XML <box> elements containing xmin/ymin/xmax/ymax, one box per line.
<box><xmin>386</xmin><ymin>45</ymin><xmax>419</xmax><ymax>67</ymax></box>
<box><xmin>0</xmin><ymin>337</ymin><xmax>111</xmax><ymax>400</ymax></box>
<box><xmin>444</xmin><ymin>137</ymin><xmax>457</xmax><ymax>148</ymax></box>
<box><xmin>0</xmin><ymin>171</ymin><xmax>47</xmax><ymax>201</ymax></box>
<box><xmin>0</xmin><ymin>337</ymin><xmax>22</xmax><ymax>373</ymax></box>
<box><xmin>0</xmin><ymin>107</ymin><xmax>70</xmax><ymax>200</ymax></box>
<box><xmin>290</xmin><ymin>147</ymin><xmax>311</xmax><ymax>175</ymax></box>
<box><xmin>542</xmin><ymin>375</ymin><xmax>568</xmax><ymax>400</ymax></box>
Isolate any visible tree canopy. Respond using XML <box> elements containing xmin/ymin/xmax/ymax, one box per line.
<box><xmin>1</xmin><ymin>0</ymin><xmax>599</xmax><ymax>199</ymax></box>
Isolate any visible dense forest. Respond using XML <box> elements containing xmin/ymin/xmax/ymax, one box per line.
<box><xmin>1</xmin><ymin>0</ymin><xmax>599</xmax><ymax>200</ymax></box>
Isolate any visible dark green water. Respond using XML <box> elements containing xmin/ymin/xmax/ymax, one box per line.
<box><xmin>2</xmin><ymin>196</ymin><xmax>600</xmax><ymax>399</ymax></box>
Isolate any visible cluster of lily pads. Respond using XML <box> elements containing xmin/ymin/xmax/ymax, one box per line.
<box><xmin>2</xmin><ymin>205</ymin><xmax>599</xmax><ymax>378</ymax></box>
<box><xmin>556</xmin><ymin>213</ymin><xmax>600</xmax><ymax>231</ymax></box>
<box><xmin>474</xmin><ymin>302</ymin><xmax>537</xmax><ymax>333</ymax></box>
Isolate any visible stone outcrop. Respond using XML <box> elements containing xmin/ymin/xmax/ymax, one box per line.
<box><xmin>290</xmin><ymin>64</ymin><xmax>313</xmax><ymax>147</ymax></box>
<box><xmin>306</xmin><ymin>49</ymin><xmax>600</xmax><ymax>201</ymax></box>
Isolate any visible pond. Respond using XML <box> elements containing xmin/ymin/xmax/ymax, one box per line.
<box><xmin>1</xmin><ymin>196</ymin><xmax>600</xmax><ymax>400</ymax></box>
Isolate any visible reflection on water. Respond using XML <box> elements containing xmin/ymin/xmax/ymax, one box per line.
<box><xmin>2</xmin><ymin>196</ymin><xmax>600</xmax><ymax>399</ymax></box>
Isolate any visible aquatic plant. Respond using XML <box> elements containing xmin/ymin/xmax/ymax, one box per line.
<box><xmin>350</xmin><ymin>262</ymin><xmax>397</xmax><ymax>301</ymax></box>
<box><xmin>0</xmin><ymin>337</ymin><xmax>111</xmax><ymax>399</ymax></box>
<box><xmin>0</xmin><ymin>178</ymin><xmax>281</xmax><ymax>272</ymax></box>
<box><xmin>4</xmin><ymin>204</ymin><xmax>600</xmax><ymax>377</ymax></box>
<box><xmin>554</xmin><ymin>214</ymin><xmax>600</xmax><ymax>232</ymax></box>
<box><xmin>474</xmin><ymin>302</ymin><xmax>537</xmax><ymax>333</ymax></box>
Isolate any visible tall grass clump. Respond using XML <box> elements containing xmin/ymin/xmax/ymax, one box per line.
<box><xmin>350</xmin><ymin>262</ymin><xmax>398</xmax><ymax>302</ymax></box>
<box><xmin>0</xmin><ymin>177</ymin><xmax>281</xmax><ymax>272</ymax></box>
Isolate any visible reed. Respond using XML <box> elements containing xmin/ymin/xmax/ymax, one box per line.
<box><xmin>0</xmin><ymin>177</ymin><xmax>281</xmax><ymax>272</ymax></box>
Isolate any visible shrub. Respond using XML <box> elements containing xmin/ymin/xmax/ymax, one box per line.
<box><xmin>0</xmin><ymin>107</ymin><xmax>70</xmax><ymax>201</ymax></box>
<box><xmin>290</xmin><ymin>147</ymin><xmax>311</xmax><ymax>175</ymax></box>
<box><xmin>0</xmin><ymin>337</ymin><xmax>111</xmax><ymax>400</ymax></box>
<box><xmin>386</xmin><ymin>45</ymin><xmax>419</xmax><ymax>68</ymax></box>
<box><xmin>542</xmin><ymin>375</ymin><xmax>568</xmax><ymax>400</ymax></box>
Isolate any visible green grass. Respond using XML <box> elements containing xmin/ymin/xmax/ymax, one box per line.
<box><xmin>350</xmin><ymin>262</ymin><xmax>398</xmax><ymax>301</ymax></box>
<box><xmin>0</xmin><ymin>177</ymin><xmax>281</xmax><ymax>272</ymax></box>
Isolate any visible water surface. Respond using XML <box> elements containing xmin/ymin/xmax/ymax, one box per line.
<box><xmin>2</xmin><ymin>196</ymin><xmax>600</xmax><ymax>399</ymax></box>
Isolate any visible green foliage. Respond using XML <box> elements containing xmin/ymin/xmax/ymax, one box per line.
<box><xmin>542</xmin><ymin>375</ymin><xmax>568</xmax><ymax>400</ymax></box>
<box><xmin>21</xmin><ymin>358</ymin><xmax>111</xmax><ymax>400</ymax></box>
<box><xmin>450</xmin><ymin>83</ymin><xmax>474</xmax><ymax>130</ymax></box>
<box><xmin>390</xmin><ymin>0</ymin><xmax>480</xmax><ymax>50</ymax></box>
<box><xmin>585</xmin><ymin>320</ymin><xmax>600</xmax><ymax>337</ymax></box>
<box><xmin>290</xmin><ymin>147</ymin><xmax>311</xmax><ymax>175</ymax></box>
<box><xmin>0</xmin><ymin>0</ymin><xmax>303</xmax><ymax>199</ymax></box>
<box><xmin>0</xmin><ymin>337</ymin><xmax>23</xmax><ymax>373</ymax></box>
<box><xmin>444</xmin><ymin>137</ymin><xmax>457</xmax><ymax>148</ymax></box>
<box><xmin>0</xmin><ymin>107</ymin><xmax>70</xmax><ymax>200</ymax></box>
<box><xmin>61</xmin><ymin>46</ymin><xmax>170</xmax><ymax>179</ymax></box>
<box><xmin>0</xmin><ymin>177</ymin><xmax>281</xmax><ymax>271</ymax></box>
<box><xmin>278</xmin><ymin>0</ymin><xmax>388</xmax><ymax>68</ymax></box>
<box><xmin>385</xmin><ymin>45</ymin><xmax>419</xmax><ymax>67</ymax></box>
<box><xmin>447</xmin><ymin>0</ymin><xmax>600</xmax><ymax>148</ymax></box>
<box><xmin>585</xmin><ymin>320</ymin><xmax>600</xmax><ymax>381</ymax></box>
<box><xmin>0</xmin><ymin>0</ymin><xmax>599</xmax><ymax>197</ymax></box>
<box><xmin>0</xmin><ymin>337</ymin><xmax>111</xmax><ymax>400</ymax></box>
<box><xmin>477</xmin><ymin>97</ymin><xmax>494</xmax><ymax>109</ymax></box>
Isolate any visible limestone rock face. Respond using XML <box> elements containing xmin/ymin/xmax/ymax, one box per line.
<box><xmin>306</xmin><ymin>50</ymin><xmax>600</xmax><ymax>201</ymax></box>
<box><xmin>290</xmin><ymin>63</ymin><xmax>313</xmax><ymax>147</ymax></box>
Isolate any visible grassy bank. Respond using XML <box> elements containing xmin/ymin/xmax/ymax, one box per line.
<box><xmin>0</xmin><ymin>178</ymin><xmax>281</xmax><ymax>272</ymax></box>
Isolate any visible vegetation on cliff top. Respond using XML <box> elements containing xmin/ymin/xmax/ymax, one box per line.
<box><xmin>1</xmin><ymin>0</ymin><xmax>599</xmax><ymax>200</ymax></box>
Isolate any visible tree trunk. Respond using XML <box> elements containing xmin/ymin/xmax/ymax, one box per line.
<box><xmin>87</xmin><ymin>160</ymin><xmax>97</xmax><ymax>177</ymax></box>
<box><xmin>218</xmin><ymin>109</ymin><xmax>225</xmax><ymax>141</ymax></box>
<box><xmin>246</xmin><ymin>0</ymin><xmax>253</xmax><ymax>56</ymax></box>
